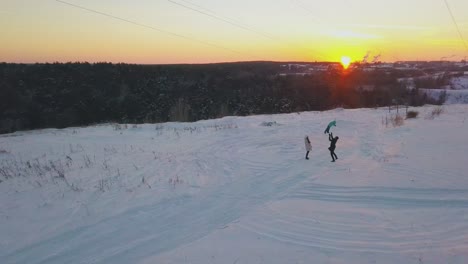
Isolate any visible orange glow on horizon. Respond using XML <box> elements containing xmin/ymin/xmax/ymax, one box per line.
<box><xmin>2</xmin><ymin>0</ymin><xmax>468</xmax><ymax>64</ymax></box>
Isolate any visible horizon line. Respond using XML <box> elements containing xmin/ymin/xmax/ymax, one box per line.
<box><xmin>1</xmin><ymin>59</ymin><xmax>467</xmax><ymax>66</ymax></box>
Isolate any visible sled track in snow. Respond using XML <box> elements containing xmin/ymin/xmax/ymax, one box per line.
<box><xmin>236</xmin><ymin>118</ymin><xmax>468</xmax><ymax>254</ymax></box>
<box><xmin>285</xmin><ymin>184</ymin><xmax>468</xmax><ymax>208</ymax></box>
<box><xmin>238</xmin><ymin>183</ymin><xmax>468</xmax><ymax>253</ymax></box>
<box><xmin>4</xmin><ymin>106</ymin><xmax>468</xmax><ymax>263</ymax></box>
<box><xmin>3</xmin><ymin>128</ymin><xmax>307</xmax><ymax>264</ymax></box>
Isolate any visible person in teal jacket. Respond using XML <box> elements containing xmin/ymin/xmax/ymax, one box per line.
<box><xmin>324</xmin><ymin>120</ymin><xmax>336</xmax><ymax>134</ymax></box>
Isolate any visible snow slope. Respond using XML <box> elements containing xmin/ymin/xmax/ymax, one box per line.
<box><xmin>451</xmin><ymin>76</ymin><xmax>468</xmax><ymax>90</ymax></box>
<box><xmin>399</xmin><ymin>75</ymin><xmax>468</xmax><ymax>104</ymax></box>
<box><xmin>419</xmin><ymin>88</ymin><xmax>468</xmax><ymax>104</ymax></box>
<box><xmin>1</xmin><ymin>105</ymin><xmax>468</xmax><ymax>264</ymax></box>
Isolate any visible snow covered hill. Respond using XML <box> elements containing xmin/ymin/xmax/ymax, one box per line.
<box><xmin>1</xmin><ymin>105</ymin><xmax>468</xmax><ymax>264</ymax></box>
<box><xmin>419</xmin><ymin>75</ymin><xmax>468</xmax><ymax>104</ymax></box>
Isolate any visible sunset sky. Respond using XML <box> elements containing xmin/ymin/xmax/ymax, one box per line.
<box><xmin>1</xmin><ymin>0</ymin><xmax>468</xmax><ymax>64</ymax></box>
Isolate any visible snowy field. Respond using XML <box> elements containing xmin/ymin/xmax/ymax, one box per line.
<box><xmin>1</xmin><ymin>104</ymin><xmax>468</xmax><ymax>264</ymax></box>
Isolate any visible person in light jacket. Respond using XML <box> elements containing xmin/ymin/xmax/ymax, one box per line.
<box><xmin>304</xmin><ymin>135</ymin><xmax>312</xmax><ymax>160</ymax></box>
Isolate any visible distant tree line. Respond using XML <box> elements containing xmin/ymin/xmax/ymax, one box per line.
<box><xmin>0</xmin><ymin>62</ymin><xmax>441</xmax><ymax>133</ymax></box>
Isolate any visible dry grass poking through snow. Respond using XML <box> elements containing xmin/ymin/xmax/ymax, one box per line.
<box><xmin>383</xmin><ymin>113</ymin><xmax>404</xmax><ymax>127</ymax></box>
<box><xmin>427</xmin><ymin>106</ymin><xmax>444</xmax><ymax>119</ymax></box>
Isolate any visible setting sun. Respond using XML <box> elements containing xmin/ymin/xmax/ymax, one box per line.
<box><xmin>340</xmin><ymin>56</ymin><xmax>351</xmax><ymax>69</ymax></box>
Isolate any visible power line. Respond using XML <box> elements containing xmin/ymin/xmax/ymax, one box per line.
<box><xmin>289</xmin><ymin>0</ymin><xmax>323</xmax><ymax>25</ymax></box>
<box><xmin>168</xmin><ymin>0</ymin><xmax>329</xmax><ymax>61</ymax></box>
<box><xmin>55</xmin><ymin>0</ymin><xmax>265</xmax><ymax>60</ymax></box>
<box><xmin>442</xmin><ymin>0</ymin><xmax>468</xmax><ymax>52</ymax></box>
<box><xmin>167</xmin><ymin>0</ymin><xmax>277</xmax><ymax>41</ymax></box>
<box><xmin>178</xmin><ymin>0</ymin><xmax>259</xmax><ymax>34</ymax></box>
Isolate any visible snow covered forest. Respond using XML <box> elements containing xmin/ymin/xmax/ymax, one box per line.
<box><xmin>2</xmin><ymin>61</ymin><xmax>464</xmax><ymax>134</ymax></box>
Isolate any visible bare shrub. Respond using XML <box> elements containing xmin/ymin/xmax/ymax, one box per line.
<box><xmin>112</xmin><ymin>123</ymin><xmax>122</xmax><ymax>130</ymax></box>
<box><xmin>427</xmin><ymin>106</ymin><xmax>444</xmax><ymax>119</ymax></box>
<box><xmin>104</xmin><ymin>146</ymin><xmax>117</xmax><ymax>155</ymax></box>
<box><xmin>97</xmin><ymin>174</ymin><xmax>120</xmax><ymax>192</ymax></box>
<box><xmin>141</xmin><ymin>176</ymin><xmax>151</xmax><ymax>189</ymax></box>
<box><xmin>406</xmin><ymin>110</ymin><xmax>419</xmax><ymax>119</ymax></box>
<box><xmin>0</xmin><ymin>156</ymin><xmax>81</xmax><ymax>191</ymax></box>
<box><xmin>261</xmin><ymin>121</ymin><xmax>278</xmax><ymax>127</ymax></box>
<box><xmin>50</xmin><ymin>160</ymin><xmax>65</xmax><ymax>179</ymax></box>
<box><xmin>210</xmin><ymin>123</ymin><xmax>238</xmax><ymax>130</ymax></box>
<box><xmin>0</xmin><ymin>159</ymin><xmax>25</xmax><ymax>179</ymax></box>
<box><xmin>155</xmin><ymin>124</ymin><xmax>164</xmax><ymax>136</ymax></box>
<box><xmin>97</xmin><ymin>176</ymin><xmax>115</xmax><ymax>192</ymax></box>
<box><xmin>432</xmin><ymin>106</ymin><xmax>443</xmax><ymax>116</ymax></box>
<box><xmin>393</xmin><ymin>114</ymin><xmax>404</xmax><ymax>127</ymax></box>
<box><xmin>82</xmin><ymin>154</ymin><xmax>93</xmax><ymax>168</ymax></box>
<box><xmin>0</xmin><ymin>164</ymin><xmax>14</xmax><ymax>179</ymax></box>
<box><xmin>65</xmin><ymin>156</ymin><xmax>73</xmax><ymax>167</ymax></box>
<box><xmin>101</xmin><ymin>159</ymin><xmax>109</xmax><ymax>170</ymax></box>
<box><xmin>112</xmin><ymin>123</ymin><xmax>128</xmax><ymax>130</ymax></box>
<box><xmin>98</xmin><ymin>179</ymin><xmax>107</xmax><ymax>192</ymax></box>
<box><xmin>169</xmin><ymin>176</ymin><xmax>183</xmax><ymax>188</ymax></box>
<box><xmin>390</xmin><ymin>114</ymin><xmax>404</xmax><ymax>127</ymax></box>
<box><xmin>69</xmin><ymin>143</ymin><xmax>84</xmax><ymax>154</ymax></box>
<box><xmin>383</xmin><ymin>114</ymin><xmax>404</xmax><ymax>127</ymax></box>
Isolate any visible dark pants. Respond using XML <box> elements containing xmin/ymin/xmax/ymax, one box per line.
<box><xmin>329</xmin><ymin>147</ymin><xmax>338</xmax><ymax>161</ymax></box>
<box><xmin>305</xmin><ymin>151</ymin><xmax>310</xmax><ymax>159</ymax></box>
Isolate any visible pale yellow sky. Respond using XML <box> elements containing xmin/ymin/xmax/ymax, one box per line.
<box><xmin>1</xmin><ymin>0</ymin><xmax>467</xmax><ymax>63</ymax></box>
